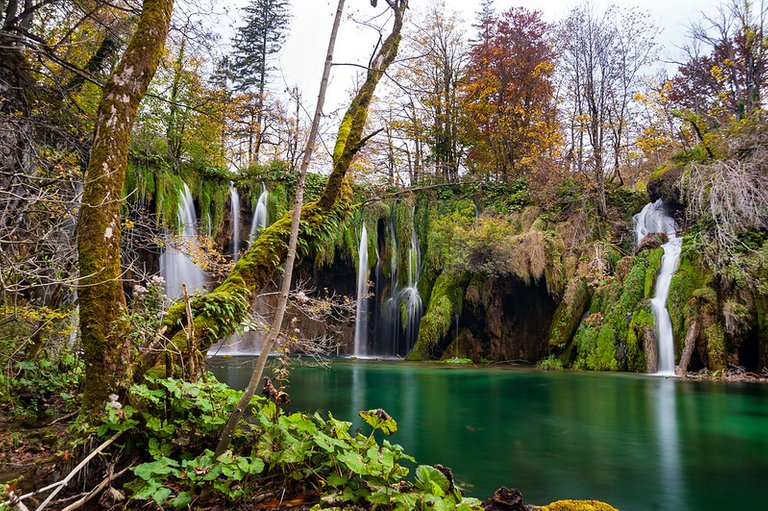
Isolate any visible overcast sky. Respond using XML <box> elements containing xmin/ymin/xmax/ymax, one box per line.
<box><xmin>217</xmin><ymin>0</ymin><xmax>723</xmax><ymax>120</ymax></box>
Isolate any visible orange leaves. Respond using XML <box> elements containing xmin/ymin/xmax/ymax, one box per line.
<box><xmin>459</xmin><ymin>7</ymin><xmax>558</xmax><ymax>179</ymax></box>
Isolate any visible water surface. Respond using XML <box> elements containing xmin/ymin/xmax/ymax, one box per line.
<box><xmin>208</xmin><ymin>358</ymin><xmax>768</xmax><ymax>510</ymax></box>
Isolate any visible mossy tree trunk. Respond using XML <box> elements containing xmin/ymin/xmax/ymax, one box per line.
<box><xmin>76</xmin><ymin>0</ymin><xmax>174</xmax><ymax>407</ymax></box>
<box><xmin>144</xmin><ymin>0</ymin><xmax>409</xmax><ymax>376</ymax></box>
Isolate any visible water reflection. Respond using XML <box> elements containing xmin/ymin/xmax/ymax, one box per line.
<box><xmin>655</xmin><ymin>378</ymin><xmax>683</xmax><ymax>510</ymax></box>
<box><xmin>206</xmin><ymin>358</ymin><xmax>768</xmax><ymax>510</ymax></box>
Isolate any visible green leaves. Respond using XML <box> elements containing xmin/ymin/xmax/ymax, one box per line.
<box><xmin>95</xmin><ymin>373</ymin><xmax>481</xmax><ymax>510</ymax></box>
<box><xmin>134</xmin><ymin>457</ymin><xmax>181</xmax><ymax>480</ymax></box>
<box><xmin>359</xmin><ymin>408</ymin><xmax>398</xmax><ymax>435</ymax></box>
<box><xmin>415</xmin><ymin>465</ymin><xmax>451</xmax><ymax>496</ymax></box>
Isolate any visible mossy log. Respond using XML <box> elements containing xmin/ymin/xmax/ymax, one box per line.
<box><xmin>75</xmin><ymin>0</ymin><xmax>174</xmax><ymax>406</ymax></box>
<box><xmin>142</xmin><ymin>0</ymin><xmax>409</xmax><ymax>376</ymax></box>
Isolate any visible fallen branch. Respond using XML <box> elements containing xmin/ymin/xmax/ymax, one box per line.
<box><xmin>32</xmin><ymin>430</ymin><xmax>124</xmax><ymax>511</ymax></box>
<box><xmin>60</xmin><ymin>467</ymin><xmax>130</xmax><ymax>511</ymax></box>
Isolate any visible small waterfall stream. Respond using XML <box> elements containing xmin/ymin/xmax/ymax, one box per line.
<box><xmin>354</xmin><ymin>224</ymin><xmax>370</xmax><ymax>357</ymax></box>
<box><xmin>401</xmin><ymin>225</ymin><xmax>422</xmax><ymax>350</ymax></box>
<box><xmin>249</xmin><ymin>183</ymin><xmax>268</xmax><ymax>243</ymax></box>
<box><xmin>159</xmin><ymin>183</ymin><xmax>207</xmax><ymax>298</ymax></box>
<box><xmin>230</xmin><ymin>184</ymin><xmax>240</xmax><ymax>261</ymax></box>
<box><xmin>633</xmin><ymin>200</ymin><xmax>682</xmax><ymax>376</ymax></box>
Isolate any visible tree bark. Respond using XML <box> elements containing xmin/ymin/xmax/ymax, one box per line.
<box><xmin>76</xmin><ymin>0</ymin><xmax>173</xmax><ymax>407</ymax></box>
<box><xmin>143</xmin><ymin>0</ymin><xmax>408</xmax><ymax>377</ymax></box>
<box><xmin>676</xmin><ymin>318</ymin><xmax>700</xmax><ymax>377</ymax></box>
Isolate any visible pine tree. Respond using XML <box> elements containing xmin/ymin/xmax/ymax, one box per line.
<box><xmin>230</xmin><ymin>0</ymin><xmax>291</xmax><ymax>163</ymax></box>
<box><xmin>472</xmin><ymin>0</ymin><xmax>494</xmax><ymax>44</ymax></box>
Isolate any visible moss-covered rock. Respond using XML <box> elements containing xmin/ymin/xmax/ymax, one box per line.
<box><xmin>627</xmin><ymin>305</ymin><xmax>654</xmax><ymax>372</ymax></box>
<box><xmin>548</xmin><ymin>277</ymin><xmax>589</xmax><ymax>348</ymax></box>
<box><xmin>536</xmin><ymin>500</ymin><xmax>619</xmax><ymax>511</ymax></box>
<box><xmin>407</xmin><ymin>271</ymin><xmax>468</xmax><ymax>361</ymax></box>
<box><xmin>647</xmin><ymin>164</ymin><xmax>683</xmax><ymax>209</ymax></box>
<box><xmin>572</xmin><ymin>247</ymin><xmax>661</xmax><ymax>372</ymax></box>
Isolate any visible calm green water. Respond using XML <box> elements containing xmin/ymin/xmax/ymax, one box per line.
<box><xmin>207</xmin><ymin>358</ymin><xmax>768</xmax><ymax>510</ymax></box>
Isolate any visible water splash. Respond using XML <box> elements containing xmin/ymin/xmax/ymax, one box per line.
<box><xmin>249</xmin><ymin>183</ymin><xmax>268</xmax><ymax>243</ymax></box>
<box><xmin>354</xmin><ymin>224</ymin><xmax>370</xmax><ymax>357</ymax></box>
<box><xmin>633</xmin><ymin>200</ymin><xmax>682</xmax><ymax>376</ymax></box>
<box><xmin>159</xmin><ymin>183</ymin><xmax>207</xmax><ymax>298</ymax></box>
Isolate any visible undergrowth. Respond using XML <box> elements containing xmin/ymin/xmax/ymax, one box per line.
<box><xmin>87</xmin><ymin>374</ymin><xmax>484</xmax><ymax>510</ymax></box>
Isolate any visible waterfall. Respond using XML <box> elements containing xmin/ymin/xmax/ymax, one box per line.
<box><xmin>159</xmin><ymin>183</ymin><xmax>207</xmax><ymax>298</ymax></box>
<box><xmin>400</xmin><ymin>223</ymin><xmax>422</xmax><ymax>351</ymax></box>
<box><xmin>367</xmin><ymin>205</ymin><xmax>427</xmax><ymax>357</ymax></box>
<box><xmin>230</xmin><ymin>184</ymin><xmax>240</xmax><ymax>261</ymax></box>
<box><xmin>249</xmin><ymin>183</ymin><xmax>268</xmax><ymax>242</ymax></box>
<box><xmin>354</xmin><ymin>224</ymin><xmax>369</xmax><ymax>357</ymax></box>
<box><xmin>633</xmin><ymin>200</ymin><xmax>682</xmax><ymax>376</ymax></box>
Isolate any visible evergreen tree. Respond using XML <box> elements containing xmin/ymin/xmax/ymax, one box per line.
<box><xmin>472</xmin><ymin>0</ymin><xmax>494</xmax><ymax>44</ymax></box>
<box><xmin>230</xmin><ymin>0</ymin><xmax>291</xmax><ymax>164</ymax></box>
<box><xmin>231</xmin><ymin>0</ymin><xmax>291</xmax><ymax>94</ymax></box>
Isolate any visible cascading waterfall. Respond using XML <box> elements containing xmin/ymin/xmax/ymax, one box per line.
<box><xmin>633</xmin><ymin>199</ymin><xmax>682</xmax><ymax>376</ymax></box>
<box><xmin>369</xmin><ymin>205</ymin><xmax>424</xmax><ymax>357</ymax></box>
<box><xmin>354</xmin><ymin>224</ymin><xmax>370</xmax><ymax>357</ymax></box>
<box><xmin>249</xmin><ymin>183</ymin><xmax>268</xmax><ymax>242</ymax></box>
<box><xmin>373</xmin><ymin>214</ymin><xmax>399</xmax><ymax>354</ymax></box>
<box><xmin>230</xmin><ymin>184</ymin><xmax>240</xmax><ymax>261</ymax></box>
<box><xmin>159</xmin><ymin>182</ymin><xmax>207</xmax><ymax>298</ymax></box>
<box><xmin>400</xmin><ymin>224</ymin><xmax>423</xmax><ymax>351</ymax></box>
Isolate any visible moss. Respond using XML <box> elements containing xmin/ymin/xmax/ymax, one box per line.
<box><xmin>588</xmin><ymin>280</ymin><xmax>621</xmax><ymax>314</ymax></box>
<box><xmin>643</xmin><ymin>247</ymin><xmax>663</xmax><ymax>298</ymax></box>
<box><xmin>704</xmin><ymin>320</ymin><xmax>727</xmax><ymax>370</ymax></box>
<box><xmin>667</xmin><ymin>246</ymin><xmax>715</xmax><ymax>343</ymax></box>
<box><xmin>572</xmin><ymin>251</ymin><xmax>653</xmax><ymax>371</ymax></box>
<box><xmin>755</xmin><ymin>295</ymin><xmax>768</xmax><ymax>371</ymax></box>
<box><xmin>536</xmin><ymin>500</ymin><xmax>619</xmax><ymax>511</ymax></box>
<box><xmin>626</xmin><ymin>306</ymin><xmax>653</xmax><ymax>371</ymax></box>
<box><xmin>591</xmin><ymin>324</ymin><xmax>619</xmax><ymax>371</ymax></box>
<box><xmin>548</xmin><ymin>277</ymin><xmax>589</xmax><ymax>348</ymax></box>
<box><xmin>406</xmin><ymin>271</ymin><xmax>468</xmax><ymax>361</ymax></box>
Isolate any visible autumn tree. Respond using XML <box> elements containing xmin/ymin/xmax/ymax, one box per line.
<box><xmin>230</xmin><ymin>0</ymin><xmax>291</xmax><ymax>165</ymax></box>
<box><xmin>558</xmin><ymin>2</ymin><xmax>658</xmax><ymax>216</ymax></box>
<box><xmin>460</xmin><ymin>7</ymin><xmax>558</xmax><ymax>180</ymax></box>
<box><xmin>132</xmin><ymin>34</ymin><xmax>227</xmax><ymax>171</ymax></box>
<box><xmin>389</xmin><ymin>0</ymin><xmax>468</xmax><ymax>183</ymax></box>
<box><xmin>670</xmin><ymin>0</ymin><xmax>768</xmax><ymax>123</ymax></box>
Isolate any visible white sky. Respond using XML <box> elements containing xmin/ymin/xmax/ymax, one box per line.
<box><xmin>245</xmin><ymin>0</ymin><xmax>723</xmax><ymax>111</ymax></box>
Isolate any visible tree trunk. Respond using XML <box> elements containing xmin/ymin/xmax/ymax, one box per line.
<box><xmin>76</xmin><ymin>0</ymin><xmax>173</xmax><ymax>407</ymax></box>
<box><xmin>143</xmin><ymin>0</ymin><xmax>408</xmax><ymax>377</ymax></box>
<box><xmin>676</xmin><ymin>319</ymin><xmax>700</xmax><ymax>377</ymax></box>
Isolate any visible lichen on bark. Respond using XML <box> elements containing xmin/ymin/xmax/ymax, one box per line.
<box><xmin>76</xmin><ymin>0</ymin><xmax>174</xmax><ymax>406</ymax></box>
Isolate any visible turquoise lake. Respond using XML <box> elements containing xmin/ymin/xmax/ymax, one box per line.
<box><xmin>207</xmin><ymin>358</ymin><xmax>768</xmax><ymax>510</ymax></box>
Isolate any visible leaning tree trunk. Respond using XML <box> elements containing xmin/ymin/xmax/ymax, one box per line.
<box><xmin>76</xmin><ymin>0</ymin><xmax>174</xmax><ymax>407</ymax></box>
<box><xmin>143</xmin><ymin>0</ymin><xmax>409</xmax><ymax>377</ymax></box>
